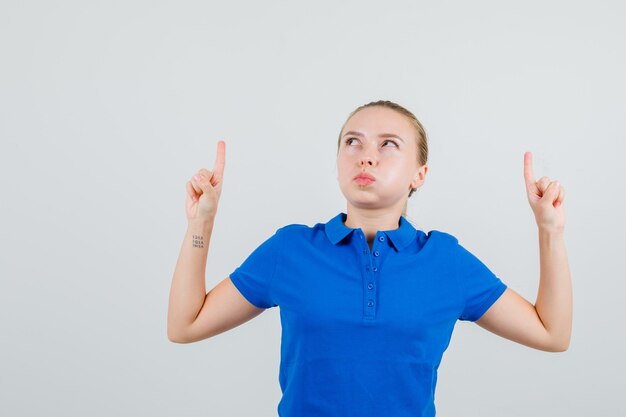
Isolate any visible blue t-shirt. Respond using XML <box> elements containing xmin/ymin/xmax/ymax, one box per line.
<box><xmin>230</xmin><ymin>212</ymin><xmax>507</xmax><ymax>417</ymax></box>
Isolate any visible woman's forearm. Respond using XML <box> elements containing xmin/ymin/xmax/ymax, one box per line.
<box><xmin>534</xmin><ymin>228</ymin><xmax>573</xmax><ymax>351</ymax></box>
<box><xmin>167</xmin><ymin>217</ymin><xmax>215</xmax><ymax>341</ymax></box>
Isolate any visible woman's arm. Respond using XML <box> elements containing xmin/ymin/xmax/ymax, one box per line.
<box><xmin>167</xmin><ymin>216</ymin><xmax>265</xmax><ymax>343</ymax></box>
<box><xmin>476</xmin><ymin>229</ymin><xmax>572</xmax><ymax>351</ymax></box>
<box><xmin>167</xmin><ymin>218</ymin><xmax>213</xmax><ymax>341</ymax></box>
<box><xmin>475</xmin><ymin>152</ymin><xmax>572</xmax><ymax>352</ymax></box>
<box><xmin>167</xmin><ymin>140</ymin><xmax>265</xmax><ymax>343</ymax></box>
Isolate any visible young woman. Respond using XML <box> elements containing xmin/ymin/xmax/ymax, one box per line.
<box><xmin>167</xmin><ymin>100</ymin><xmax>572</xmax><ymax>417</ymax></box>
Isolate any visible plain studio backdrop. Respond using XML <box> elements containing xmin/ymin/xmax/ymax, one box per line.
<box><xmin>1</xmin><ymin>1</ymin><xmax>624</xmax><ymax>416</ymax></box>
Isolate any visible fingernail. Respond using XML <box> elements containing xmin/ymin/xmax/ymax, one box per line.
<box><xmin>194</xmin><ymin>175</ymin><xmax>200</xmax><ymax>181</ymax></box>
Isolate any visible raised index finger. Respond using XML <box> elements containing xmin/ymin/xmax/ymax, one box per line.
<box><xmin>523</xmin><ymin>151</ymin><xmax>535</xmax><ymax>189</ymax></box>
<box><xmin>213</xmin><ymin>140</ymin><xmax>226</xmax><ymax>180</ymax></box>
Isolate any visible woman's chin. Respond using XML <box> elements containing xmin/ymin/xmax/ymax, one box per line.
<box><xmin>340</xmin><ymin>186</ymin><xmax>400</xmax><ymax>209</ymax></box>
<box><xmin>344</xmin><ymin>192</ymin><xmax>407</xmax><ymax>211</ymax></box>
<box><xmin>346</xmin><ymin>196</ymin><xmax>386</xmax><ymax>210</ymax></box>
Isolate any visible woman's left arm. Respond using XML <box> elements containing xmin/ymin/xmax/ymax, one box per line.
<box><xmin>476</xmin><ymin>152</ymin><xmax>572</xmax><ymax>352</ymax></box>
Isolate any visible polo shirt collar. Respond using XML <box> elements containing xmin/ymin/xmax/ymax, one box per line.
<box><xmin>325</xmin><ymin>212</ymin><xmax>417</xmax><ymax>251</ymax></box>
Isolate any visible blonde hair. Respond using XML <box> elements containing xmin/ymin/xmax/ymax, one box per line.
<box><xmin>337</xmin><ymin>100</ymin><xmax>429</xmax><ymax>217</ymax></box>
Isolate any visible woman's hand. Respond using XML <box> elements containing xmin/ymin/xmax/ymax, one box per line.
<box><xmin>523</xmin><ymin>151</ymin><xmax>565</xmax><ymax>233</ymax></box>
<box><xmin>185</xmin><ymin>140</ymin><xmax>226</xmax><ymax>222</ymax></box>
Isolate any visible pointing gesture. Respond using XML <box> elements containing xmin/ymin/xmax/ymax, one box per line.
<box><xmin>186</xmin><ymin>140</ymin><xmax>226</xmax><ymax>221</ymax></box>
<box><xmin>523</xmin><ymin>151</ymin><xmax>565</xmax><ymax>233</ymax></box>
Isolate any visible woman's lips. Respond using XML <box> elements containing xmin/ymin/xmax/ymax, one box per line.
<box><xmin>354</xmin><ymin>174</ymin><xmax>376</xmax><ymax>186</ymax></box>
<box><xmin>355</xmin><ymin>177</ymin><xmax>375</xmax><ymax>185</ymax></box>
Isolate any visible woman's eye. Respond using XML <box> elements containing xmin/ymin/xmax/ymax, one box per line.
<box><xmin>383</xmin><ymin>140</ymin><xmax>399</xmax><ymax>147</ymax></box>
<box><xmin>345</xmin><ymin>137</ymin><xmax>359</xmax><ymax>145</ymax></box>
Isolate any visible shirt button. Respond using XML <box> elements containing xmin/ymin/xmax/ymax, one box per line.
<box><xmin>373</xmin><ymin>251</ymin><xmax>379</xmax><ymax>257</ymax></box>
<box><xmin>367</xmin><ymin>300</ymin><xmax>374</xmax><ymax>307</ymax></box>
<box><xmin>367</xmin><ymin>283</ymin><xmax>374</xmax><ymax>290</ymax></box>
<box><xmin>373</xmin><ymin>267</ymin><xmax>378</xmax><ymax>272</ymax></box>
<box><xmin>378</xmin><ymin>236</ymin><xmax>385</xmax><ymax>242</ymax></box>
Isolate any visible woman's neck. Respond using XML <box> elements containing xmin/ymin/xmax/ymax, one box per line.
<box><xmin>343</xmin><ymin>206</ymin><xmax>403</xmax><ymax>244</ymax></box>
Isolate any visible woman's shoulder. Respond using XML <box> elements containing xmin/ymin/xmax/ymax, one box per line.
<box><xmin>422</xmin><ymin>229</ymin><xmax>460</xmax><ymax>245</ymax></box>
<box><xmin>273</xmin><ymin>221</ymin><xmax>321</xmax><ymax>238</ymax></box>
<box><xmin>423</xmin><ymin>230</ymin><xmax>486</xmax><ymax>257</ymax></box>
<box><xmin>273</xmin><ymin>217</ymin><xmax>349</xmax><ymax>243</ymax></box>
<box><xmin>403</xmin><ymin>217</ymin><xmax>458</xmax><ymax>245</ymax></box>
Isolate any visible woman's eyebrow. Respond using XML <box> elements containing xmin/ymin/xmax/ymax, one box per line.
<box><xmin>342</xmin><ymin>130</ymin><xmax>405</xmax><ymax>142</ymax></box>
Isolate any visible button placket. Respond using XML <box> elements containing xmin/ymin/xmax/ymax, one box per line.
<box><xmin>369</xmin><ymin>237</ymin><xmax>379</xmax><ymax>294</ymax></box>
<box><xmin>367</xmin><ymin>232</ymin><xmax>389</xmax><ymax>319</ymax></box>
<box><xmin>355</xmin><ymin>230</ymin><xmax>390</xmax><ymax>320</ymax></box>
<box><xmin>357</xmin><ymin>230</ymin><xmax>378</xmax><ymax>319</ymax></box>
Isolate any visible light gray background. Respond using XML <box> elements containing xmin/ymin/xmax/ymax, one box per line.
<box><xmin>1</xmin><ymin>1</ymin><xmax>624</xmax><ymax>416</ymax></box>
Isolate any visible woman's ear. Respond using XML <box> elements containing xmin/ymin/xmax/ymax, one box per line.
<box><xmin>411</xmin><ymin>164</ymin><xmax>428</xmax><ymax>189</ymax></box>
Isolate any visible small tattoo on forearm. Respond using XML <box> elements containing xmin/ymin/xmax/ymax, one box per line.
<box><xmin>192</xmin><ymin>234</ymin><xmax>204</xmax><ymax>248</ymax></box>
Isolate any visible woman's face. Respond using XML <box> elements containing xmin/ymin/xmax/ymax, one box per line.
<box><xmin>336</xmin><ymin>106</ymin><xmax>427</xmax><ymax>211</ymax></box>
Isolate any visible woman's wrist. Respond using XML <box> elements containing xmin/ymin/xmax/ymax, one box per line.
<box><xmin>538</xmin><ymin>226</ymin><xmax>565</xmax><ymax>242</ymax></box>
<box><xmin>188</xmin><ymin>216</ymin><xmax>216</xmax><ymax>232</ymax></box>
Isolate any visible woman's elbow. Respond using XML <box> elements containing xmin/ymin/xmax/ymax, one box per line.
<box><xmin>168</xmin><ymin>333</ymin><xmax>185</xmax><ymax>344</ymax></box>
<box><xmin>554</xmin><ymin>340</ymin><xmax>570</xmax><ymax>352</ymax></box>
<box><xmin>546</xmin><ymin>337</ymin><xmax>570</xmax><ymax>352</ymax></box>
<box><xmin>167</xmin><ymin>326</ymin><xmax>193</xmax><ymax>344</ymax></box>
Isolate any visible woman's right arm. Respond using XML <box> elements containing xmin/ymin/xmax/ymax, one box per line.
<box><xmin>167</xmin><ymin>141</ymin><xmax>265</xmax><ymax>344</ymax></box>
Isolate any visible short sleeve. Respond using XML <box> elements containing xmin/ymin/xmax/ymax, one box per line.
<box><xmin>229</xmin><ymin>229</ymin><xmax>282</xmax><ymax>309</ymax></box>
<box><xmin>455</xmin><ymin>240</ymin><xmax>508</xmax><ymax>322</ymax></box>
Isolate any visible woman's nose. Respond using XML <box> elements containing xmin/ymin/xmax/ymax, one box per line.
<box><xmin>359</xmin><ymin>156</ymin><xmax>377</xmax><ymax>167</ymax></box>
